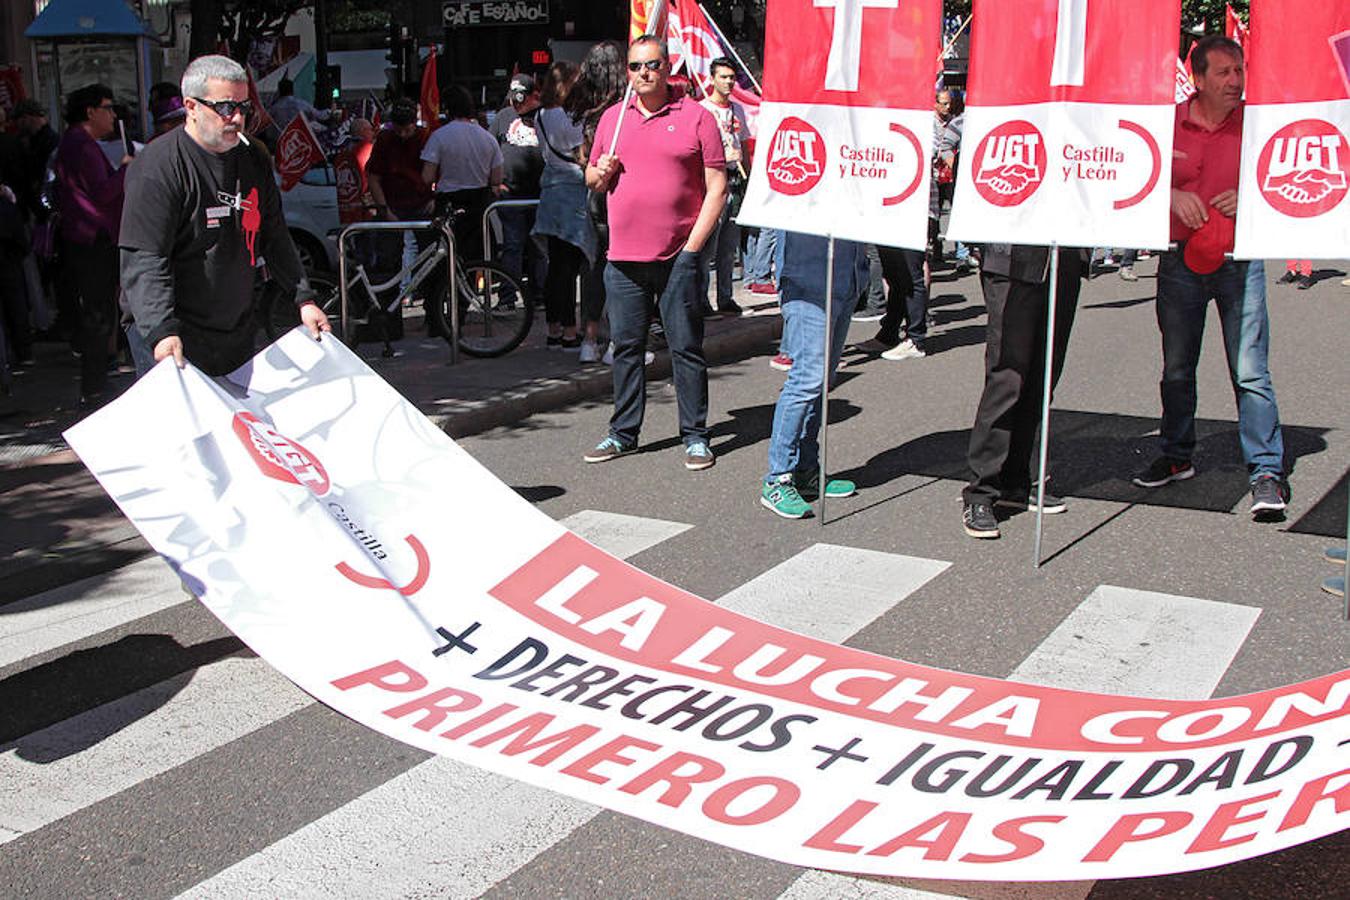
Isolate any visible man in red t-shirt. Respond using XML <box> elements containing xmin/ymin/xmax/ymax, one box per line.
<box><xmin>1131</xmin><ymin>36</ymin><xmax>1288</xmax><ymax>521</ymax></box>
<box><xmin>365</xmin><ymin>100</ymin><xmax>434</xmax><ymax>303</ymax></box>
<box><xmin>583</xmin><ymin>36</ymin><xmax>726</xmax><ymax>471</ymax></box>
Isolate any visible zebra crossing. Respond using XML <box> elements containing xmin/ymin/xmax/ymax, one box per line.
<box><xmin>0</xmin><ymin>510</ymin><xmax>1286</xmax><ymax>897</ymax></box>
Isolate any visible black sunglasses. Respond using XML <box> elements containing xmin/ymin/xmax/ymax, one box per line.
<box><xmin>191</xmin><ymin>97</ymin><xmax>253</xmax><ymax>119</ymax></box>
<box><xmin>627</xmin><ymin>59</ymin><xmax>664</xmax><ymax>73</ymax></box>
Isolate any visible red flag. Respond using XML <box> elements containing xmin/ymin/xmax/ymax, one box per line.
<box><xmin>420</xmin><ymin>48</ymin><xmax>440</xmax><ymax>127</ymax></box>
<box><xmin>1225</xmin><ymin>5</ymin><xmax>1249</xmax><ymax>49</ymax></box>
<box><xmin>246</xmin><ymin>68</ymin><xmax>274</xmax><ymax>135</ymax></box>
<box><xmin>334</xmin><ymin>147</ymin><xmax>372</xmax><ymax>224</ymax></box>
<box><xmin>275</xmin><ymin>114</ymin><xmax>325</xmax><ymax>191</ymax></box>
<box><xmin>1175</xmin><ymin>57</ymin><xmax>1196</xmax><ymax>103</ymax></box>
<box><xmin>667</xmin><ymin>0</ymin><xmax>721</xmax><ymax>96</ymax></box>
<box><xmin>630</xmin><ymin>0</ymin><xmax>670</xmax><ymax>42</ymax></box>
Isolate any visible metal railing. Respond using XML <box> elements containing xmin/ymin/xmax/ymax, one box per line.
<box><xmin>481</xmin><ymin>198</ymin><xmax>541</xmax><ymax>266</ymax></box>
<box><xmin>337</xmin><ymin>219</ymin><xmax>460</xmax><ymax>365</ymax></box>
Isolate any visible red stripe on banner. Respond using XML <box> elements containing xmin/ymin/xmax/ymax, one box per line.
<box><xmin>761</xmin><ymin>0</ymin><xmax>941</xmax><ymax>109</ymax></box>
<box><xmin>491</xmin><ymin>533</ymin><xmax>1350</xmax><ymax>754</ymax></box>
<box><xmin>1246</xmin><ymin>4</ymin><xmax>1350</xmax><ymax>104</ymax></box>
<box><xmin>968</xmin><ymin>0</ymin><xmax>1179</xmax><ymax>106</ymax></box>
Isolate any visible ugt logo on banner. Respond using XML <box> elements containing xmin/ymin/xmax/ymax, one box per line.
<box><xmin>736</xmin><ymin>0</ymin><xmax>941</xmax><ymax>250</ymax></box>
<box><xmin>947</xmin><ymin>0</ymin><xmax>1179</xmax><ymax>248</ymax></box>
<box><xmin>1235</xmin><ymin>4</ymin><xmax>1350</xmax><ymax>259</ymax></box>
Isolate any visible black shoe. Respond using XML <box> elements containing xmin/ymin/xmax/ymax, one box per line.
<box><xmin>1132</xmin><ymin>457</ymin><xmax>1196</xmax><ymax>488</ymax></box>
<box><xmin>1277</xmin><ymin>270</ymin><xmax>1299</xmax><ymax>284</ymax></box>
<box><xmin>996</xmin><ymin>491</ymin><xmax>1068</xmax><ymax>514</ymax></box>
<box><xmin>1297</xmin><ymin>274</ymin><xmax>1316</xmax><ymax>290</ymax></box>
<box><xmin>718</xmin><ymin>300</ymin><xmax>744</xmax><ymax>317</ymax></box>
<box><xmin>1250</xmin><ymin>474</ymin><xmax>1289</xmax><ymax>520</ymax></box>
<box><xmin>962</xmin><ymin>502</ymin><xmax>1000</xmax><ymax>539</ymax></box>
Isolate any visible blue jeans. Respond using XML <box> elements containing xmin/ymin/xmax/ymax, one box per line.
<box><xmin>498</xmin><ymin>202</ymin><xmax>547</xmax><ymax>299</ymax></box>
<box><xmin>744</xmin><ymin>228</ymin><xmax>779</xmax><ymax>283</ymax></box>
<box><xmin>697</xmin><ymin>205</ymin><xmax>739</xmax><ymax>307</ymax></box>
<box><xmin>1156</xmin><ymin>253</ymin><xmax>1283</xmax><ymax>478</ymax></box>
<box><xmin>765</xmin><ymin>290</ymin><xmax>854</xmax><ymax>481</ymax></box>
<box><xmin>604</xmin><ymin>253</ymin><xmax>708</xmax><ymax>446</ymax></box>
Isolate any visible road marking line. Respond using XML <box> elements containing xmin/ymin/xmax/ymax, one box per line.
<box><xmin>559</xmin><ymin>509</ymin><xmax>692</xmax><ymax>560</ymax></box>
<box><xmin>779</xmin><ymin>585</ymin><xmax>1259</xmax><ymax>899</ymax></box>
<box><xmin>0</xmin><ymin>557</ymin><xmax>187</xmax><ymax>670</ymax></box>
<box><xmin>0</xmin><ymin>656</ymin><xmax>310</xmax><ymax>845</ymax></box>
<box><xmin>181</xmin><ymin>542</ymin><xmax>950</xmax><ymax>898</ymax></box>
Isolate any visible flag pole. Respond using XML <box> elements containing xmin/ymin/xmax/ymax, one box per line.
<box><xmin>1032</xmin><ymin>243</ymin><xmax>1061</xmax><ymax>567</ymax></box>
<box><xmin>936</xmin><ymin>14</ymin><xmax>972</xmax><ymax>73</ymax></box>
<box><xmin>609</xmin><ymin>0</ymin><xmax>670</xmax><ymax>156</ymax></box>
<box><xmin>700</xmin><ymin>3</ymin><xmax>764</xmax><ymax>95</ymax></box>
<box><xmin>818</xmin><ymin>236</ymin><xmax>835</xmax><ymax>526</ymax></box>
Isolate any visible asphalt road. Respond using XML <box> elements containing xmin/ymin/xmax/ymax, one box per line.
<box><xmin>1</xmin><ymin>256</ymin><xmax>1347</xmax><ymax>898</ymax></box>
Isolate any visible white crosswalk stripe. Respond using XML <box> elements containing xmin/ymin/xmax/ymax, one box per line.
<box><xmin>779</xmin><ymin>585</ymin><xmax>1260</xmax><ymax>900</ymax></box>
<box><xmin>0</xmin><ymin>556</ymin><xmax>185</xmax><ymax>670</ymax></box>
<box><xmin>181</xmin><ymin>541</ymin><xmax>950</xmax><ymax>898</ymax></box>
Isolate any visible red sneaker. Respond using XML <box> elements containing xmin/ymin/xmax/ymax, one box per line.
<box><xmin>769</xmin><ymin>353</ymin><xmax>793</xmax><ymax>372</ymax></box>
<box><xmin>748</xmin><ymin>281</ymin><xmax>778</xmax><ymax>295</ymax></box>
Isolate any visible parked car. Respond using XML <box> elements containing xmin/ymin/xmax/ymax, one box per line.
<box><xmin>280</xmin><ymin>164</ymin><xmax>340</xmax><ymax>273</ymax></box>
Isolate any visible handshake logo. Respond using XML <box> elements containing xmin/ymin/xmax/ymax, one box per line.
<box><xmin>1257</xmin><ymin>120</ymin><xmax>1348</xmax><ymax>218</ymax></box>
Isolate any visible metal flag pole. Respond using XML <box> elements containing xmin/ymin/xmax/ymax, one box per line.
<box><xmin>699</xmin><ymin>3</ymin><xmax>764</xmax><ymax>95</ymax></box>
<box><xmin>818</xmin><ymin>236</ymin><xmax>835</xmax><ymax>526</ymax></box>
<box><xmin>1032</xmin><ymin>243</ymin><xmax>1061</xmax><ymax>567</ymax></box>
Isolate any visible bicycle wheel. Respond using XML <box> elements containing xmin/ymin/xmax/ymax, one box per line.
<box><xmin>432</xmin><ymin>259</ymin><xmax>532</xmax><ymax>358</ymax></box>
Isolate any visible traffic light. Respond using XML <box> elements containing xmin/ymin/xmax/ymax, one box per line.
<box><xmin>325</xmin><ymin>65</ymin><xmax>342</xmax><ymax>103</ymax></box>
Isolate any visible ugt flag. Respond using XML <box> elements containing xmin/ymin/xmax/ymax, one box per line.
<box><xmin>275</xmin><ymin>115</ymin><xmax>325</xmax><ymax>191</ymax></box>
<box><xmin>736</xmin><ymin>0</ymin><xmax>941</xmax><ymax>250</ymax></box>
<box><xmin>1234</xmin><ymin>3</ymin><xmax>1350</xmax><ymax>260</ymax></box>
<box><xmin>947</xmin><ymin>0</ymin><xmax>1179</xmax><ymax>249</ymax></box>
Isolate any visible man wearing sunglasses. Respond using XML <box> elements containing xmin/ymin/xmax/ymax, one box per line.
<box><xmin>120</xmin><ymin>54</ymin><xmax>328</xmax><ymax>378</ymax></box>
<box><xmin>583</xmin><ymin>36</ymin><xmax>727</xmax><ymax>471</ymax></box>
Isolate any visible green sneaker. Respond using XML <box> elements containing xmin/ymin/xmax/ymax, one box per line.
<box><xmin>761</xmin><ymin>476</ymin><xmax>812</xmax><ymax>519</ymax></box>
<box><xmin>795</xmin><ymin>470</ymin><xmax>857</xmax><ymax>501</ymax></box>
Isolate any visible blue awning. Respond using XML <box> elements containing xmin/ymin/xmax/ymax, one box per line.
<box><xmin>25</xmin><ymin>0</ymin><xmax>153</xmax><ymax>39</ymax></box>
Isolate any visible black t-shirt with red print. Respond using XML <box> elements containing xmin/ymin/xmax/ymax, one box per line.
<box><xmin>120</xmin><ymin>126</ymin><xmax>307</xmax><ymax>374</ymax></box>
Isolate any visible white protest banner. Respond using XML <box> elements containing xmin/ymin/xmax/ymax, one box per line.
<box><xmin>64</xmin><ymin>333</ymin><xmax>1349</xmax><ymax>881</ymax></box>
<box><xmin>947</xmin><ymin>0</ymin><xmax>1178</xmax><ymax>248</ymax></box>
<box><xmin>1233</xmin><ymin>3</ymin><xmax>1350</xmax><ymax>260</ymax></box>
<box><xmin>736</xmin><ymin>0</ymin><xmax>940</xmax><ymax>250</ymax></box>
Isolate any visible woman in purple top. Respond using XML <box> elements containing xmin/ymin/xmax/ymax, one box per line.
<box><xmin>54</xmin><ymin>83</ymin><xmax>129</xmax><ymax>403</ymax></box>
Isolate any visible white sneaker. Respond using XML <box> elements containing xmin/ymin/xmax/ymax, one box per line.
<box><xmin>881</xmin><ymin>338</ymin><xmax>926</xmax><ymax>361</ymax></box>
<box><xmin>579</xmin><ymin>339</ymin><xmax>600</xmax><ymax>364</ymax></box>
<box><xmin>601</xmin><ymin>342</ymin><xmax>654</xmax><ymax>366</ymax></box>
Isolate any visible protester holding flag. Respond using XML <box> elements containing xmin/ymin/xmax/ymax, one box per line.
<box><xmin>120</xmin><ymin>55</ymin><xmax>327</xmax><ymax>376</ymax></box>
<box><xmin>695</xmin><ymin>57</ymin><xmax>748</xmax><ymax>319</ymax></box>
<box><xmin>1130</xmin><ymin>36</ymin><xmax>1289</xmax><ymax>520</ymax></box>
<box><xmin>583</xmin><ymin>35</ymin><xmax>726</xmax><ymax>470</ymax></box>
<box><xmin>759</xmin><ymin>231</ymin><xmax>865</xmax><ymax>518</ymax></box>
<box><xmin>961</xmin><ymin>244</ymin><xmax>1087</xmax><ymax>540</ymax></box>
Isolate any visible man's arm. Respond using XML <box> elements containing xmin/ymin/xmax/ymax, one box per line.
<box><xmin>121</xmin><ymin>247</ymin><xmax>182</xmax><ymax>365</ymax></box>
<box><xmin>253</xmin><ymin>147</ymin><xmax>329</xmax><ymax>337</ymax></box>
<box><xmin>682</xmin><ymin>165</ymin><xmax>726</xmax><ymax>254</ymax></box>
<box><xmin>421</xmin><ymin>160</ymin><xmax>438</xmax><ymax>187</ymax></box>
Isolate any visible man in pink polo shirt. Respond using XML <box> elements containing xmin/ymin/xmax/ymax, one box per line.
<box><xmin>582</xmin><ymin>35</ymin><xmax>727</xmax><ymax>471</ymax></box>
<box><xmin>1131</xmin><ymin>35</ymin><xmax>1287</xmax><ymax>520</ymax></box>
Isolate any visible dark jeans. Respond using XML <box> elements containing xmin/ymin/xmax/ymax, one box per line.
<box><xmin>876</xmin><ymin>245</ymin><xmax>928</xmax><ymax>346</ymax></box>
<box><xmin>498</xmin><ymin>200</ymin><xmax>546</xmax><ymax>298</ymax></box>
<box><xmin>964</xmin><ymin>251</ymin><xmax>1083</xmax><ymax>506</ymax></box>
<box><xmin>544</xmin><ymin>237</ymin><xmax>604</xmax><ymax>329</ymax></box>
<box><xmin>604</xmin><ymin>253</ymin><xmax>708</xmax><ymax>446</ymax></box>
<box><xmin>1155</xmin><ymin>253</ymin><xmax>1282</xmax><ymax>476</ymax></box>
<box><xmin>0</xmin><ymin>249</ymin><xmax>31</xmax><ymax>362</ymax></box>
<box><xmin>73</xmin><ymin>235</ymin><xmax>119</xmax><ymax>396</ymax></box>
<box><xmin>860</xmin><ymin>244</ymin><xmax>886</xmax><ymax>312</ymax></box>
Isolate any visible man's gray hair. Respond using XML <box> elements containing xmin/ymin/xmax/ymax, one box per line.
<box><xmin>631</xmin><ymin>34</ymin><xmax>669</xmax><ymax>61</ymax></box>
<box><xmin>181</xmin><ymin>55</ymin><xmax>247</xmax><ymax>99</ymax></box>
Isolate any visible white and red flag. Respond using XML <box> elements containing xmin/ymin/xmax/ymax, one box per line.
<box><xmin>667</xmin><ymin>0</ymin><xmax>720</xmax><ymax>96</ymax></box>
<box><xmin>1234</xmin><ymin>3</ymin><xmax>1350</xmax><ymax>259</ymax></box>
<box><xmin>737</xmin><ymin>0</ymin><xmax>941</xmax><ymax>249</ymax></box>
<box><xmin>947</xmin><ymin>0</ymin><xmax>1179</xmax><ymax>248</ymax></box>
<box><xmin>275</xmin><ymin>114</ymin><xmax>326</xmax><ymax>191</ymax></box>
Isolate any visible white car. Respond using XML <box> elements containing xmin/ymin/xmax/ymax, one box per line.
<box><xmin>280</xmin><ymin>164</ymin><xmax>341</xmax><ymax>273</ymax></box>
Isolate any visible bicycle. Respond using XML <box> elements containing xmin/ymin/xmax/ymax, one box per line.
<box><xmin>263</xmin><ymin>214</ymin><xmax>531</xmax><ymax>359</ymax></box>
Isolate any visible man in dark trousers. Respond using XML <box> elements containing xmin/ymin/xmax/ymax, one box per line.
<box><xmin>583</xmin><ymin>35</ymin><xmax>726</xmax><ymax>471</ymax></box>
<box><xmin>121</xmin><ymin>54</ymin><xmax>328</xmax><ymax>376</ymax></box>
<box><xmin>961</xmin><ymin>244</ymin><xmax>1086</xmax><ymax>539</ymax></box>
